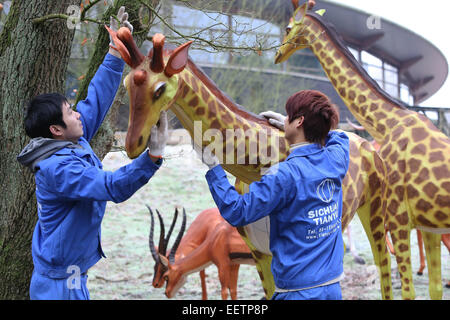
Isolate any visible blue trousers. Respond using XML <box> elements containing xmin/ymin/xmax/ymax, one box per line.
<box><xmin>271</xmin><ymin>282</ymin><xmax>342</xmax><ymax>300</ymax></box>
<box><xmin>30</xmin><ymin>270</ymin><xmax>90</xmax><ymax>300</ymax></box>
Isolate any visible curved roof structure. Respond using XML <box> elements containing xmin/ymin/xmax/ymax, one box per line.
<box><xmin>223</xmin><ymin>0</ymin><xmax>448</xmax><ymax>104</ymax></box>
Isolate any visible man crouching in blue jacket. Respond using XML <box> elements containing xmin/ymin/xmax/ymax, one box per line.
<box><xmin>199</xmin><ymin>90</ymin><xmax>350</xmax><ymax>300</ymax></box>
<box><xmin>16</xmin><ymin>7</ymin><xmax>167</xmax><ymax>300</ymax></box>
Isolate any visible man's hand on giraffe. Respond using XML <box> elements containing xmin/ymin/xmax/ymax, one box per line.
<box><xmin>194</xmin><ymin>144</ymin><xmax>220</xmax><ymax>170</ymax></box>
<box><xmin>148</xmin><ymin>111</ymin><xmax>168</xmax><ymax>162</ymax></box>
<box><xmin>260</xmin><ymin>111</ymin><xmax>286</xmax><ymax>131</ymax></box>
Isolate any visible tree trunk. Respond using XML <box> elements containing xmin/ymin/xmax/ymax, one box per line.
<box><xmin>0</xmin><ymin>0</ymin><xmax>81</xmax><ymax>299</ymax></box>
<box><xmin>76</xmin><ymin>0</ymin><xmax>159</xmax><ymax>160</ymax></box>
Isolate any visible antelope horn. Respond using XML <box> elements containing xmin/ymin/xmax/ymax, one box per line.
<box><xmin>155</xmin><ymin>209</ymin><xmax>166</xmax><ymax>256</ymax></box>
<box><xmin>164</xmin><ymin>208</ymin><xmax>179</xmax><ymax>253</ymax></box>
<box><xmin>168</xmin><ymin>208</ymin><xmax>187</xmax><ymax>264</ymax></box>
<box><xmin>147</xmin><ymin>205</ymin><xmax>159</xmax><ymax>263</ymax></box>
<box><xmin>150</xmin><ymin>33</ymin><xmax>165</xmax><ymax>73</ymax></box>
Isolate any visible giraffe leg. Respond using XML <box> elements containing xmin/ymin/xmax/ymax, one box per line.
<box><xmin>390</xmin><ymin>226</ymin><xmax>415</xmax><ymax>300</ymax></box>
<box><xmin>229</xmin><ymin>264</ymin><xmax>240</xmax><ymax>300</ymax></box>
<box><xmin>200</xmin><ymin>269</ymin><xmax>207</xmax><ymax>300</ymax></box>
<box><xmin>422</xmin><ymin>231</ymin><xmax>442</xmax><ymax>300</ymax></box>
<box><xmin>235</xmin><ymin>179</ymin><xmax>275</xmax><ymax>299</ymax></box>
<box><xmin>416</xmin><ymin>230</ymin><xmax>426</xmax><ymax>276</ymax></box>
<box><xmin>357</xmin><ymin>204</ymin><xmax>392</xmax><ymax>300</ymax></box>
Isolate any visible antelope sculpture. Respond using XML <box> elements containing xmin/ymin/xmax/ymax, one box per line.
<box><xmin>147</xmin><ymin>206</ymin><xmax>254</xmax><ymax>300</ymax></box>
<box><xmin>106</xmin><ymin>25</ymin><xmax>392</xmax><ymax>299</ymax></box>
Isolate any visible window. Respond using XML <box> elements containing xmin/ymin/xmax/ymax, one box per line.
<box><xmin>361</xmin><ymin>51</ymin><xmax>383</xmax><ymax>87</ymax></box>
<box><xmin>348</xmin><ymin>47</ymin><xmax>360</xmax><ymax>61</ymax></box>
<box><xmin>400</xmin><ymin>83</ymin><xmax>413</xmax><ymax>105</ymax></box>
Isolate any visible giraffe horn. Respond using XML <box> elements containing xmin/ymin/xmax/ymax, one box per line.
<box><xmin>116</xmin><ymin>27</ymin><xmax>145</xmax><ymax>68</ymax></box>
<box><xmin>150</xmin><ymin>33</ymin><xmax>166</xmax><ymax>73</ymax></box>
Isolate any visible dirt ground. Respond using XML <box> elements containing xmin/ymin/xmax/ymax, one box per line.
<box><xmin>87</xmin><ymin>132</ymin><xmax>450</xmax><ymax>300</ymax></box>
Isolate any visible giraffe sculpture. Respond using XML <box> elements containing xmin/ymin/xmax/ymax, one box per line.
<box><xmin>275</xmin><ymin>0</ymin><xmax>450</xmax><ymax>300</ymax></box>
<box><xmin>106</xmin><ymin>26</ymin><xmax>392</xmax><ymax>299</ymax></box>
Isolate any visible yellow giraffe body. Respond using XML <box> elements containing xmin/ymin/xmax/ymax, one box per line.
<box><xmin>276</xmin><ymin>1</ymin><xmax>450</xmax><ymax>299</ymax></box>
<box><xmin>108</xmin><ymin>26</ymin><xmax>391</xmax><ymax>299</ymax></box>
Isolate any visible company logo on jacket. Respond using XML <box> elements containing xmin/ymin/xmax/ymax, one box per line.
<box><xmin>308</xmin><ymin>179</ymin><xmax>339</xmax><ymax>227</ymax></box>
<box><xmin>316</xmin><ymin>179</ymin><xmax>335</xmax><ymax>203</ymax></box>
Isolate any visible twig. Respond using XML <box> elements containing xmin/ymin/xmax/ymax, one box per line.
<box><xmin>32</xmin><ymin>1</ymin><xmax>106</xmax><ymax>26</ymax></box>
<box><xmin>32</xmin><ymin>13</ymin><xmax>70</xmax><ymax>24</ymax></box>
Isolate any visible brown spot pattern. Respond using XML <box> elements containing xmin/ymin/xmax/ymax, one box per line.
<box><xmin>411</xmin><ymin>127</ymin><xmax>428</xmax><ymax>142</ymax></box>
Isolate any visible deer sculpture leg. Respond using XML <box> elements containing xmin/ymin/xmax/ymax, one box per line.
<box><xmin>200</xmin><ymin>270</ymin><xmax>207</xmax><ymax>300</ymax></box>
<box><xmin>229</xmin><ymin>264</ymin><xmax>240</xmax><ymax>300</ymax></box>
<box><xmin>209</xmin><ymin>225</ymin><xmax>233</xmax><ymax>300</ymax></box>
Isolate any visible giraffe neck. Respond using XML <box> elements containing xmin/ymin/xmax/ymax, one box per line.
<box><xmin>304</xmin><ymin>13</ymin><xmax>411</xmax><ymax>144</ymax></box>
<box><xmin>169</xmin><ymin>60</ymin><xmax>289</xmax><ymax>183</ymax></box>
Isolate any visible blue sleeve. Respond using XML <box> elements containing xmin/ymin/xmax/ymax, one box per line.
<box><xmin>76</xmin><ymin>53</ymin><xmax>125</xmax><ymax>142</ymax></box>
<box><xmin>49</xmin><ymin>151</ymin><xmax>161</xmax><ymax>203</ymax></box>
<box><xmin>205</xmin><ymin>164</ymin><xmax>290</xmax><ymax>227</ymax></box>
<box><xmin>325</xmin><ymin>130</ymin><xmax>350</xmax><ymax>177</ymax></box>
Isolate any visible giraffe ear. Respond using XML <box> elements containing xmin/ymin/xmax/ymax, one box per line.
<box><xmin>164</xmin><ymin>41</ymin><xmax>193</xmax><ymax>78</ymax></box>
<box><xmin>294</xmin><ymin>2</ymin><xmax>309</xmax><ymax>22</ymax></box>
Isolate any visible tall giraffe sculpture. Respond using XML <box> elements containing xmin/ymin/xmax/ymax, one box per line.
<box><xmin>276</xmin><ymin>0</ymin><xmax>450</xmax><ymax>300</ymax></box>
<box><xmin>106</xmin><ymin>26</ymin><xmax>392</xmax><ymax>299</ymax></box>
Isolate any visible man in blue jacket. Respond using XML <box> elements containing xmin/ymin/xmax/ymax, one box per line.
<box><xmin>16</xmin><ymin>7</ymin><xmax>167</xmax><ymax>300</ymax></box>
<box><xmin>199</xmin><ymin>90</ymin><xmax>350</xmax><ymax>300</ymax></box>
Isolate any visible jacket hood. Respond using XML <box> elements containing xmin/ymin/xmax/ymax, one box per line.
<box><xmin>17</xmin><ymin>137</ymin><xmax>81</xmax><ymax>172</ymax></box>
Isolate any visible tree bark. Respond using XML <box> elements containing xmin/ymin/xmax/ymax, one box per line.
<box><xmin>0</xmin><ymin>0</ymin><xmax>81</xmax><ymax>299</ymax></box>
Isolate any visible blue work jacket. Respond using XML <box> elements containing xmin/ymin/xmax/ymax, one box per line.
<box><xmin>205</xmin><ymin>131</ymin><xmax>350</xmax><ymax>290</ymax></box>
<box><xmin>31</xmin><ymin>54</ymin><xmax>161</xmax><ymax>278</ymax></box>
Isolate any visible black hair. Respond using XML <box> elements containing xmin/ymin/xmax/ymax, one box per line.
<box><xmin>24</xmin><ymin>93</ymin><xmax>68</xmax><ymax>138</ymax></box>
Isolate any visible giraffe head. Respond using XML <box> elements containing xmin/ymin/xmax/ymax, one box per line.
<box><xmin>274</xmin><ymin>0</ymin><xmax>323</xmax><ymax>64</ymax></box>
<box><xmin>106</xmin><ymin>26</ymin><xmax>193</xmax><ymax>158</ymax></box>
